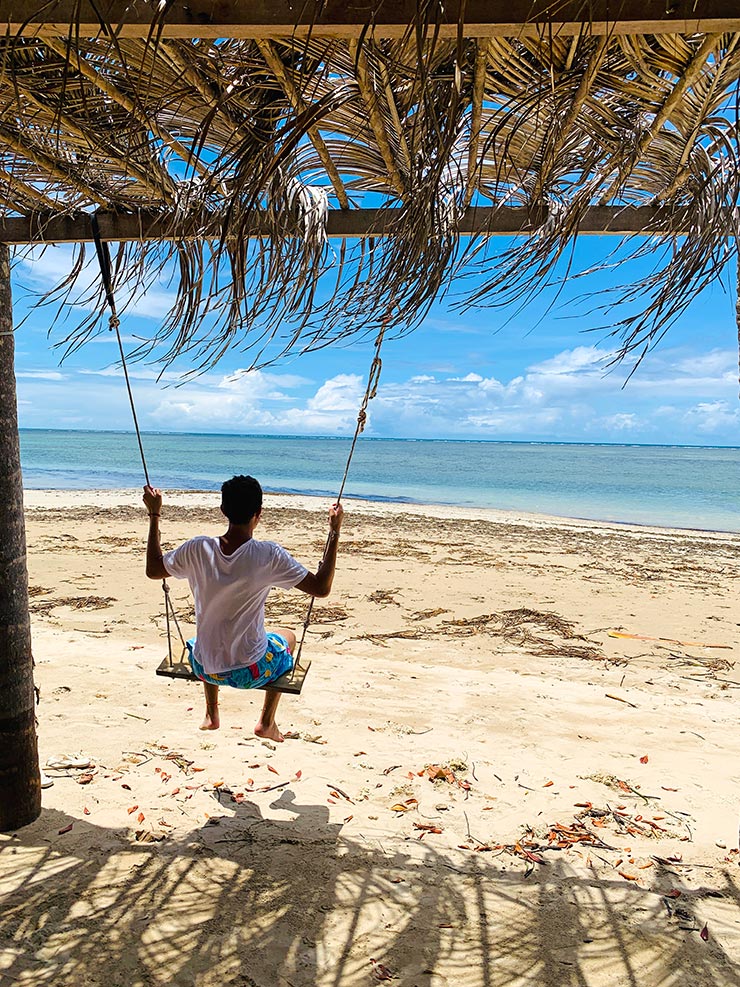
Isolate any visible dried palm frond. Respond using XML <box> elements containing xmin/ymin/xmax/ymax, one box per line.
<box><xmin>0</xmin><ymin>6</ymin><xmax>737</xmax><ymax>372</ymax></box>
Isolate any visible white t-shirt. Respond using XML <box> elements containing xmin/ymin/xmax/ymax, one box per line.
<box><xmin>162</xmin><ymin>536</ymin><xmax>308</xmax><ymax>675</ymax></box>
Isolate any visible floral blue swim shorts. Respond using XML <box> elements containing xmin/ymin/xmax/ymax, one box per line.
<box><xmin>186</xmin><ymin>633</ymin><xmax>294</xmax><ymax>689</ymax></box>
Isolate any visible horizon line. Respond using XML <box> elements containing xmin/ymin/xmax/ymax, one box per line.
<box><xmin>17</xmin><ymin>426</ymin><xmax>740</xmax><ymax>452</ymax></box>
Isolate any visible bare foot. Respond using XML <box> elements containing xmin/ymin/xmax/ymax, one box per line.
<box><xmin>254</xmin><ymin>721</ymin><xmax>284</xmax><ymax>743</ymax></box>
<box><xmin>199</xmin><ymin>705</ymin><xmax>220</xmax><ymax>731</ymax></box>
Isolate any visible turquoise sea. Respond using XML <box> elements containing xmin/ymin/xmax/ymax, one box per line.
<box><xmin>18</xmin><ymin>429</ymin><xmax>740</xmax><ymax>533</ymax></box>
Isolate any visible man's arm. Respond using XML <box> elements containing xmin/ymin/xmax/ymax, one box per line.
<box><xmin>143</xmin><ymin>485</ymin><xmax>170</xmax><ymax>580</ymax></box>
<box><xmin>295</xmin><ymin>504</ymin><xmax>343</xmax><ymax>598</ymax></box>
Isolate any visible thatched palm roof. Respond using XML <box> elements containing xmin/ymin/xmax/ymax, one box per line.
<box><xmin>1</xmin><ymin>2</ymin><xmax>739</xmax><ymax>367</ymax></box>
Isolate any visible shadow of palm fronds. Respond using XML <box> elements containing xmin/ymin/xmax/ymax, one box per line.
<box><xmin>2</xmin><ymin>796</ymin><xmax>740</xmax><ymax>987</ymax></box>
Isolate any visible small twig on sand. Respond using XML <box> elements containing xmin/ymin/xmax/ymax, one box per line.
<box><xmin>259</xmin><ymin>780</ymin><xmax>290</xmax><ymax>793</ymax></box>
<box><xmin>463</xmin><ymin>811</ymin><xmax>486</xmax><ymax>846</ymax></box>
<box><xmin>590</xmin><ymin>852</ymin><xmax>613</xmax><ymax>866</ymax></box>
<box><xmin>605</xmin><ymin>693</ymin><xmax>638</xmax><ymax>709</ymax></box>
<box><xmin>623</xmin><ymin>782</ymin><xmax>661</xmax><ymax>803</ymax></box>
<box><xmin>122</xmin><ymin>750</ymin><xmax>152</xmax><ymax>765</ymax></box>
<box><xmin>327</xmin><ymin>783</ymin><xmax>353</xmax><ymax>801</ymax></box>
<box><xmin>662</xmin><ymin>809</ymin><xmax>694</xmax><ymax>840</ymax></box>
<box><xmin>443</xmin><ymin>861</ymin><xmax>470</xmax><ymax>873</ymax></box>
<box><xmin>123</xmin><ymin>712</ymin><xmax>150</xmax><ymax>722</ymax></box>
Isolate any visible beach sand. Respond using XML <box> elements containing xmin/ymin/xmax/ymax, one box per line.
<box><xmin>2</xmin><ymin>489</ymin><xmax>740</xmax><ymax>986</ymax></box>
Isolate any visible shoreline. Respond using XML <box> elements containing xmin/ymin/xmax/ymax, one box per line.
<box><xmin>22</xmin><ymin>486</ymin><xmax>740</xmax><ymax>542</ymax></box>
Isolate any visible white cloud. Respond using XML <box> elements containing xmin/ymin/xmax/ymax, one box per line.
<box><xmin>14</xmin><ymin>342</ymin><xmax>740</xmax><ymax>443</ymax></box>
<box><xmin>16</xmin><ymin>245</ymin><xmax>82</xmax><ymax>285</ymax></box>
<box><xmin>450</xmin><ymin>372</ymin><xmax>483</xmax><ymax>383</ymax></box>
<box><xmin>621</xmin><ymin>347</ymin><xmax>738</xmax><ymax>397</ymax></box>
<box><xmin>466</xmin><ymin>408</ymin><xmax>562</xmax><ymax>431</ymax></box>
<box><xmin>307</xmin><ymin>374</ymin><xmax>364</xmax><ymax>412</ymax></box>
<box><xmin>79</xmin><ymin>367</ymin><xmax>185</xmax><ymax>382</ymax></box>
<box><xmin>123</xmin><ymin>287</ymin><xmax>179</xmax><ymax>320</ymax></box>
<box><xmin>527</xmin><ymin>346</ymin><xmax>609</xmax><ymax>376</ymax></box>
<box><xmin>682</xmin><ymin>401</ymin><xmax>740</xmax><ymax>433</ymax></box>
<box><xmin>16</xmin><ymin>370</ymin><xmax>66</xmax><ymax>380</ymax></box>
<box><xmin>674</xmin><ymin>349</ymin><xmax>736</xmax><ymax>378</ymax></box>
<box><xmin>221</xmin><ymin>369</ymin><xmax>311</xmax><ymax>390</ymax></box>
<box><xmin>147</xmin><ymin>371</ymin><xmax>362</xmax><ymax>435</ymax></box>
<box><xmin>90</xmin><ymin>334</ymin><xmax>147</xmax><ymax>346</ymax></box>
<box><xmin>602</xmin><ymin>413</ymin><xmax>639</xmax><ymax>431</ymax></box>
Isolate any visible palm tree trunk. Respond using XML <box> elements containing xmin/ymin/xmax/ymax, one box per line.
<box><xmin>0</xmin><ymin>243</ymin><xmax>40</xmax><ymax>831</ymax></box>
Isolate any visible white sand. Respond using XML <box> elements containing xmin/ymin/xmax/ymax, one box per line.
<box><xmin>2</xmin><ymin>489</ymin><xmax>740</xmax><ymax>986</ymax></box>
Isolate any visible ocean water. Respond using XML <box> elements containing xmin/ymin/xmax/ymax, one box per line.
<box><xmin>18</xmin><ymin>429</ymin><xmax>740</xmax><ymax>532</ymax></box>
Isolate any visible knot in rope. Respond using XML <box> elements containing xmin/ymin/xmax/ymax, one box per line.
<box><xmin>366</xmin><ymin>357</ymin><xmax>382</xmax><ymax>400</ymax></box>
<box><xmin>108</xmin><ymin>315</ymin><xmax>121</xmax><ymax>331</ymax></box>
<box><xmin>293</xmin><ymin>314</ymin><xmax>393</xmax><ymax>666</ymax></box>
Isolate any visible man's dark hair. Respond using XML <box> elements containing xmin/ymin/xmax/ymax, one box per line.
<box><xmin>221</xmin><ymin>475</ymin><xmax>263</xmax><ymax>524</ymax></box>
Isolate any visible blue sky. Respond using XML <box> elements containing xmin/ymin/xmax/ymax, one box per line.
<box><xmin>11</xmin><ymin>235</ymin><xmax>740</xmax><ymax>445</ymax></box>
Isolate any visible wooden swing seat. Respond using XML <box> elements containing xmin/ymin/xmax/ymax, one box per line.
<box><xmin>155</xmin><ymin>651</ymin><xmax>311</xmax><ymax>695</ymax></box>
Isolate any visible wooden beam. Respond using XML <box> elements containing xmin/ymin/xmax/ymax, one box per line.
<box><xmin>3</xmin><ymin>1</ymin><xmax>739</xmax><ymax>39</ymax></box>
<box><xmin>0</xmin><ymin>204</ymin><xmax>717</xmax><ymax>243</ymax></box>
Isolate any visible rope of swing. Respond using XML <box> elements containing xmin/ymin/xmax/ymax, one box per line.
<box><xmin>90</xmin><ymin>215</ymin><xmax>186</xmax><ymax>659</ymax></box>
<box><xmin>90</xmin><ymin>215</ymin><xmax>387</xmax><ymax>674</ymax></box>
<box><xmin>293</xmin><ymin>320</ymin><xmax>386</xmax><ymax>665</ymax></box>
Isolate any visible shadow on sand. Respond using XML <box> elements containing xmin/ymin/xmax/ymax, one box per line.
<box><xmin>2</xmin><ymin>790</ymin><xmax>740</xmax><ymax>987</ymax></box>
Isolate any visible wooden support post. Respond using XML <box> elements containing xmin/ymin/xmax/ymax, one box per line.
<box><xmin>737</xmin><ymin>252</ymin><xmax>740</xmax><ymax>401</ymax></box>
<box><xmin>0</xmin><ymin>243</ymin><xmax>40</xmax><ymax>831</ymax></box>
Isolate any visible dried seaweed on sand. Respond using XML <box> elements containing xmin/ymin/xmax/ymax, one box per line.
<box><xmin>28</xmin><ymin>585</ymin><xmax>52</xmax><ymax>598</ymax></box>
<box><xmin>353</xmin><ymin>607</ymin><xmax>604</xmax><ymax>659</ymax></box>
<box><xmin>444</xmin><ymin>608</ymin><xmax>605</xmax><ymax>661</ymax></box>
<box><xmin>409</xmin><ymin>608</ymin><xmax>449</xmax><ymax>621</ymax></box>
<box><xmin>30</xmin><ymin>595</ymin><xmax>116</xmax><ymax>615</ymax></box>
<box><xmin>368</xmin><ymin>589</ymin><xmax>401</xmax><ymax>606</ymax></box>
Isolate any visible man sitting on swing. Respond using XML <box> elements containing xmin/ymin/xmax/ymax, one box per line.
<box><xmin>143</xmin><ymin>475</ymin><xmax>343</xmax><ymax>742</ymax></box>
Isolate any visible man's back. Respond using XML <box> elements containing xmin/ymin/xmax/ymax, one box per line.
<box><xmin>163</xmin><ymin>535</ymin><xmax>307</xmax><ymax>674</ymax></box>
